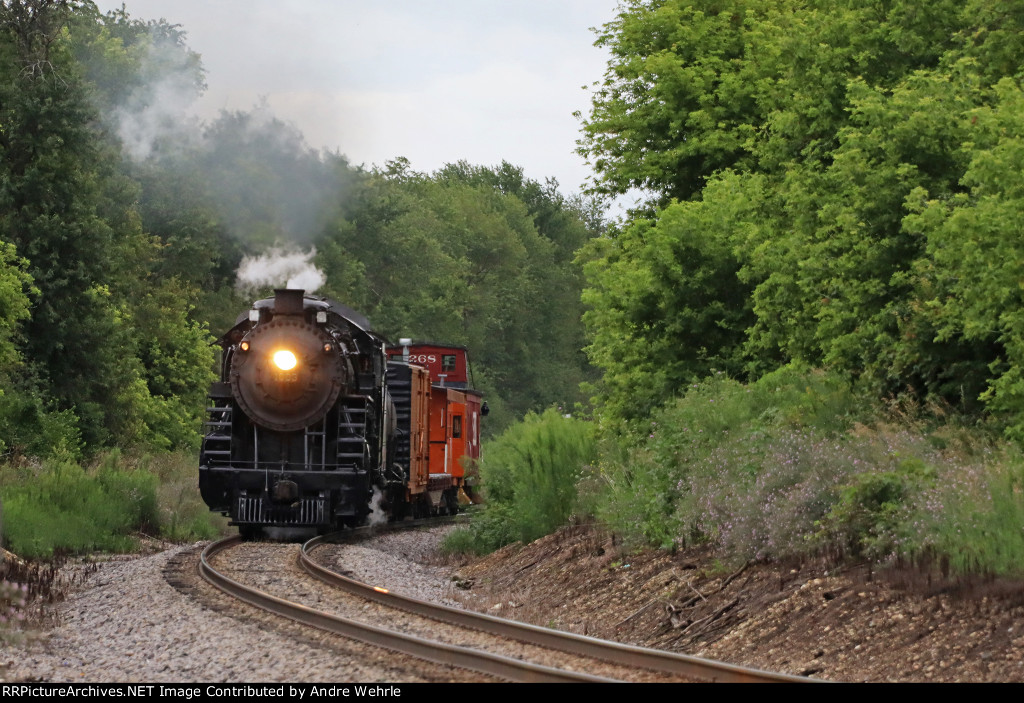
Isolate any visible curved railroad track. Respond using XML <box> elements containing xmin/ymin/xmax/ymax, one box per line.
<box><xmin>198</xmin><ymin>528</ymin><xmax>809</xmax><ymax>683</ymax></box>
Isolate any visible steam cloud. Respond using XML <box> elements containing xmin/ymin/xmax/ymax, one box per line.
<box><xmin>236</xmin><ymin>247</ymin><xmax>326</xmax><ymax>294</ymax></box>
<box><xmin>111</xmin><ymin>31</ymin><xmax>203</xmax><ymax>161</ymax></box>
<box><xmin>368</xmin><ymin>487</ymin><xmax>388</xmax><ymax>527</ymax></box>
<box><xmin>103</xmin><ymin>21</ymin><xmax>350</xmax><ymax>295</ymax></box>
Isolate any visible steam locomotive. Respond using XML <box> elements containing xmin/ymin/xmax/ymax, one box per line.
<box><xmin>198</xmin><ymin>289</ymin><xmax>483</xmax><ymax>536</ymax></box>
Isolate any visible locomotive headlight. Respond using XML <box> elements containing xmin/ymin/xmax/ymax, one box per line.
<box><xmin>272</xmin><ymin>350</ymin><xmax>298</xmax><ymax>371</ymax></box>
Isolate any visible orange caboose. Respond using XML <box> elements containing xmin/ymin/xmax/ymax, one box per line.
<box><xmin>384</xmin><ymin>340</ymin><xmax>485</xmax><ymax>518</ymax></box>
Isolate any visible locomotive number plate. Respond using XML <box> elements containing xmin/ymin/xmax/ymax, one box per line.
<box><xmin>272</xmin><ymin>371</ymin><xmax>299</xmax><ymax>382</ymax></box>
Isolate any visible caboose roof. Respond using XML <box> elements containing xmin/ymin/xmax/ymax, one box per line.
<box><xmin>387</xmin><ymin>341</ymin><xmax>470</xmax><ymax>352</ymax></box>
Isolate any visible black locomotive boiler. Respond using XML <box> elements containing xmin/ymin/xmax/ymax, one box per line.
<box><xmin>199</xmin><ymin>289</ymin><xmax>395</xmax><ymax>535</ymax></box>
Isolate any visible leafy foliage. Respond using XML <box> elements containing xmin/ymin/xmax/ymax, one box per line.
<box><xmin>0</xmin><ymin>449</ymin><xmax>226</xmax><ymax>557</ymax></box>
<box><xmin>443</xmin><ymin>408</ymin><xmax>597</xmax><ymax>554</ymax></box>
<box><xmin>0</xmin><ymin>1</ymin><xmax>215</xmax><ymax>452</ymax></box>
<box><xmin>579</xmin><ymin>0</ymin><xmax>1024</xmax><ymax>436</ymax></box>
<box><xmin>0</xmin><ymin>388</ymin><xmax>82</xmax><ymax>461</ymax></box>
<box><xmin>580</xmin><ymin>174</ymin><xmax>758</xmax><ymax>430</ymax></box>
<box><xmin>0</xmin><ymin>241</ymin><xmax>33</xmax><ymax>368</ymax></box>
<box><xmin>595</xmin><ymin>366</ymin><xmax>1024</xmax><ymax>577</ymax></box>
<box><xmin>815</xmin><ymin>459</ymin><xmax>935</xmax><ymax>561</ymax></box>
<box><xmin>596</xmin><ymin>366</ymin><xmax>865</xmax><ymax>550</ymax></box>
<box><xmin>320</xmin><ymin>164</ymin><xmax>598</xmax><ymax>429</ymax></box>
<box><xmin>578</xmin><ymin>0</ymin><xmax>780</xmax><ymax>204</ymax></box>
<box><xmin>0</xmin><ymin>455</ymin><xmax>159</xmax><ymax>558</ymax></box>
<box><xmin>904</xmin><ymin>78</ymin><xmax>1024</xmax><ymax>437</ymax></box>
<box><xmin>923</xmin><ymin>456</ymin><xmax>1024</xmax><ymax>576</ymax></box>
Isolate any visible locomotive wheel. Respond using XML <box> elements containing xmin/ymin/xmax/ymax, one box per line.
<box><xmin>413</xmin><ymin>497</ymin><xmax>429</xmax><ymax>519</ymax></box>
<box><xmin>443</xmin><ymin>488</ymin><xmax>460</xmax><ymax>515</ymax></box>
<box><xmin>388</xmin><ymin>492</ymin><xmax>409</xmax><ymax>522</ymax></box>
<box><xmin>239</xmin><ymin>524</ymin><xmax>263</xmax><ymax>540</ymax></box>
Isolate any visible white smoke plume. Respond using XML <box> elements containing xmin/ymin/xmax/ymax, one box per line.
<box><xmin>99</xmin><ymin>18</ymin><xmax>350</xmax><ymax>295</ymax></box>
<box><xmin>236</xmin><ymin>247</ymin><xmax>326</xmax><ymax>294</ymax></box>
<box><xmin>114</xmin><ymin>78</ymin><xmax>200</xmax><ymax>161</ymax></box>
<box><xmin>110</xmin><ymin>29</ymin><xmax>204</xmax><ymax>161</ymax></box>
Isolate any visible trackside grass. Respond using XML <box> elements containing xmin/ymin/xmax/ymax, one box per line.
<box><xmin>0</xmin><ymin>449</ymin><xmax>227</xmax><ymax>559</ymax></box>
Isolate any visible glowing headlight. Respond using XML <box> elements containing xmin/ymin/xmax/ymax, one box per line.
<box><xmin>272</xmin><ymin>350</ymin><xmax>297</xmax><ymax>371</ymax></box>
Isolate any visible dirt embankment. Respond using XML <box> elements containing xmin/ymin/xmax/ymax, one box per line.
<box><xmin>446</xmin><ymin>525</ymin><xmax>1024</xmax><ymax>682</ymax></box>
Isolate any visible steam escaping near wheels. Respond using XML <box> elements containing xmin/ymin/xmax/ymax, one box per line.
<box><xmin>368</xmin><ymin>488</ymin><xmax>388</xmax><ymax>527</ymax></box>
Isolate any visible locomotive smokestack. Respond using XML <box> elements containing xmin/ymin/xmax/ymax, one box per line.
<box><xmin>275</xmin><ymin>289</ymin><xmax>305</xmax><ymax>315</ymax></box>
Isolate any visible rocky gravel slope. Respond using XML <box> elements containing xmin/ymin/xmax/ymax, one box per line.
<box><xmin>446</xmin><ymin>526</ymin><xmax>1024</xmax><ymax>682</ymax></box>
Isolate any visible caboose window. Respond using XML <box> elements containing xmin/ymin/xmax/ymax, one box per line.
<box><xmin>442</xmin><ymin>354</ymin><xmax>457</xmax><ymax>371</ymax></box>
<box><xmin>452</xmin><ymin>415</ymin><xmax>462</xmax><ymax>438</ymax></box>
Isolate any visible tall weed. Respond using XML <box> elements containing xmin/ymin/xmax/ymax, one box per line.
<box><xmin>142</xmin><ymin>450</ymin><xmax>227</xmax><ymax>541</ymax></box>
<box><xmin>443</xmin><ymin>408</ymin><xmax>597</xmax><ymax>555</ymax></box>
<box><xmin>597</xmin><ymin>364</ymin><xmax>1024</xmax><ymax>577</ymax></box>
<box><xmin>0</xmin><ymin>450</ymin><xmax>227</xmax><ymax>558</ymax></box>
<box><xmin>914</xmin><ymin>449</ymin><xmax>1024</xmax><ymax>576</ymax></box>
<box><xmin>1</xmin><ymin>457</ymin><xmax>158</xmax><ymax>558</ymax></box>
<box><xmin>598</xmin><ymin>365</ymin><xmax>865</xmax><ymax>549</ymax></box>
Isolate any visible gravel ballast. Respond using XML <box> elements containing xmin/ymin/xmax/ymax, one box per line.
<box><xmin>0</xmin><ymin>528</ymin><xmax>463</xmax><ymax>683</ymax></box>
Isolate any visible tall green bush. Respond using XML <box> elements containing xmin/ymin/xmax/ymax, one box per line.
<box><xmin>444</xmin><ymin>408</ymin><xmax>597</xmax><ymax>554</ymax></box>
<box><xmin>0</xmin><ymin>450</ymin><xmax>226</xmax><ymax>558</ymax></box>
<box><xmin>914</xmin><ymin>450</ymin><xmax>1024</xmax><ymax>577</ymax></box>
<box><xmin>597</xmin><ymin>364</ymin><xmax>1024</xmax><ymax>577</ymax></box>
<box><xmin>596</xmin><ymin>365</ymin><xmax>865</xmax><ymax>549</ymax></box>
<box><xmin>0</xmin><ymin>457</ymin><xmax>158</xmax><ymax>558</ymax></box>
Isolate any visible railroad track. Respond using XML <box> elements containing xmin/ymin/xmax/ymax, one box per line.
<box><xmin>198</xmin><ymin>528</ymin><xmax>809</xmax><ymax>683</ymax></box>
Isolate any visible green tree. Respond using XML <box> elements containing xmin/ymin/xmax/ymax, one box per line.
<box><xmin>0</xmin><ymin>241</ymin><xmax>33</xmax><ymax>372</ymax></box>
<box><xmin>579</xmin><ymin>0</ymin><xmax>962</xmax><ymax>208</ymax></box>
<box><xmin>578</xmin><ymin>0</ymin><xmax>782</xmax><ymax>205</ymax></box>
<box><xmin>1</xmin><ymin>0</ymin><xmax>145</xmax><ymax>446</ymax></box>
<box><xmin>435</xmin><ymin>161</ymin><xmax>600</xmax><ymax>261</ymax></box>
<box><xmin>581</xmin><ymin>173</ymin><xmax>758</xmax><ymax>430</ymax></box>
<box><xmin>0</xmin><ymin>1</ymin><xmax>215</xmax><ymax>452</ymax></box>
<box><xmin>906</xmin><ymin>78</ymin><xmax>1024</xmax><ymax>435</ymax></box>
<box><xmin>744</xmin><ymin>65</ymin><xmax>989</xmax><ymax>401</ymax></box>
<box><xmin>319</xmin><ymin>163</ymin><xmax>595</xmax><ymax>429</ymax></box>
<box><xmin>576</xmin><ymin>0</ymin><xmax>1024</xmax><ymax>432</ymax></box>
<box><xmin>68</xmin><ymin>3</ymin><xmax>205</xmax><ymax>115</ymax></box>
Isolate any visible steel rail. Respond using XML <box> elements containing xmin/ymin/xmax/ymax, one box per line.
<box><xmin>198</xmin><ymin>535</ymin><xmax>616</xmax><ymax>683</ymax></box>
<box><xmin>302</xmin><ymin>533</ymin><xmax>811</xmax><ymax>683</ymax></box>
